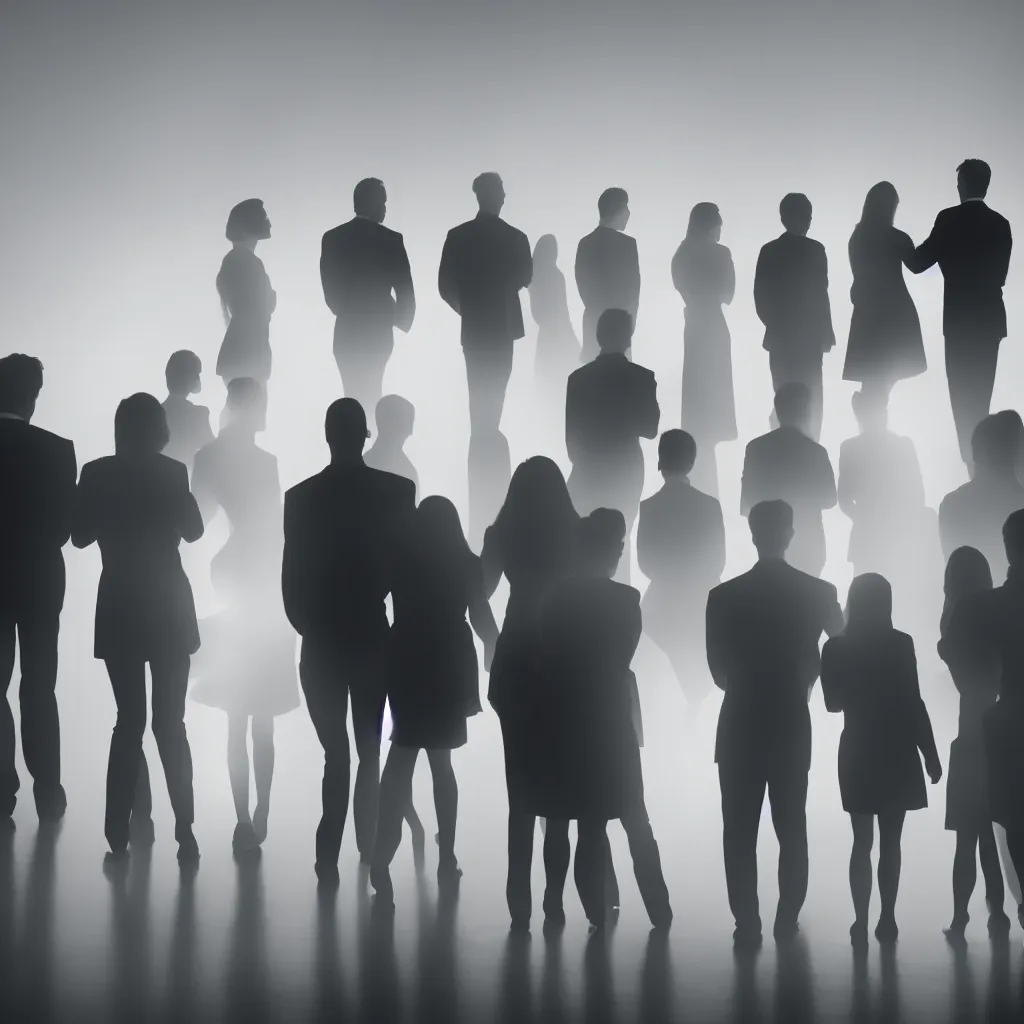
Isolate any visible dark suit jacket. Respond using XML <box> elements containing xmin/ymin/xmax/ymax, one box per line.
<box><xmin>282</xmin><ymin>461</ymin><xmax>416</xmax><ymax>654</ymax></box>
<box><xmin>321</xmin><ymin>217</ymin><xmax>415</xmax><ymax>345</ymax></box>
<box><xmin>706</xmin><ymin>559</ymin><xmax>843</xmax><ymax>767</ymax></box>
<box><xmin>575</xmin><ymin>227</ymin><xmax>641</xmax><ymax>319</ymax></box>
<box><xmin>906</xmin><ymin>200</ymin><xmax>1012</xmax><ymax>339</ymax></box>
<box><xmin>0</xmin><ymin>417</ymin><xmax>77</xmax><ymax>617</ymax></box>
<box><xmin>438</xmin><ymin>213</ymin><xmax>532</xmax><ymax>348</ymax></box>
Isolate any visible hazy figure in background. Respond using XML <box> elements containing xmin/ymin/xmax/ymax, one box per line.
<box><xmin>72</xmin><ymin>394</ymin><xmax>203</xmax><ymax>864</ymax></box>
<box><xmin>672</xmin><ymin>202</ymin><xmax>737</xmax><ymax>498</ymax></box>
<box><xmin>843</xmin><ymin>182</ymin><xmax>926</xmax><ymax>401</ymax></box>
<box><xmin>370</xmin><ymin>497</ymin><xmax>499</xmax><ymax>906</ymax></box>
<box><xmin>538</xmin><ymin>509</ymin><xmax>672</xmax><ymax>930</ymax></box>
<box><xmin>216</xmin><ymin>200</ymin><xmax>276</xmax><ymax>385</ymax></box>
<box><xmin>566</xmin><ymin>309</ymin><xmax>660</xmax><ymax>584</ymax></box>
<box><xmin>905</xmin><ymin>160</ymin><xmax>1013</xmax><ymax>469</ymax></box>
<box><xmin>575</xmin><ymin>188</ymin><xmax>641</xmax><ymax>363</ymax></box>
<box><xmin>740</xmin><ymin>384</ymin><xmax>836</xmax><ymax>578</ymax></box>
<box><xmin>637</xmin><ymin>430</ymin><xmax>726</xmax><ymax>718</ymax></box>
<box><xmin>529</xmin><ymin>235</ymin><xmax>581</xmax><ymax>408</ymax></box>
<box><xmin>438</xmin><ymin>172</ymin><xmax>533</xmax><ymax>436</ymax></box>
<box><xmin>481</xmin><ymin>456</ymin><xmax>579</xmax><ymax>929</ymax></box>
<box><xmin>188</xmin><ymin>379</ymin><xmax>300</xmax><ymax>853</ymax></box>
<box><xmin>706</xmin><ymin>500</ymin><xmax>844</xmax><ymax>949</ymax></box>
<box><xmin>937</xmin><ymin>547</ymin><xmax>1013</xmax><ymax>939</ymax></box>
<box><xmin>468</xmin><ymin>429</ymin><xmax>512</xmax><ymax>553</ymax></box>
<box><xmin>365</xmin><ymin>395</ymin><xmax>419</xmax><ymax>498</ymax></box>
<box><xmin>821</xmin><ymin>573</ymin><xmax>942</xmax><ymax>947</ymax></box>
<box><xmin>282</xmin><ymin>398</ymin><xmax>420</xmax><ymax>884</ymax></box>
<box><xmin>754</xmin><ymin>193</ymin><xmax>835</xmax><ymax>441</ymax></box>
<box><xmin>0</xmin><ymin>355</ymin><xmax>76</xmax><ymax>823</ymax></box>
<box><xmin>161</xmin><ymin>351</ymin><xmax>213</xmax><ymax>474</ymax></box>
<box><xmin>939</xmin><ymin>411</ymin><xmax>1024</xmax><ymax>581</ymax></box>
<box><xmin>320</xmin><ymin>178</ymin><xmax>416</xmax><ymax>411</ymax></box>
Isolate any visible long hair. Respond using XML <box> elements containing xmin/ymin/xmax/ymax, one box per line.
<box><xmin>857</xmin><ymin>181</ymin><xmax>899</xmax><ymax>229</ymax></box>
<box><xmin>685</xmin><ymin>202</ymin><xmax>721</xmax><ymax>240</ymax></box>
<box><xmin>405</xmin><ymin>495</ymin><xmax>475</xmax><ymax>597</ymax></box>
<box><xmin>940</xmin><ymin>546</ymin><xmax>993</xmax><ymax>636</ymax></box>
<box><xmin>844</xmin><ymin>573</ymin><xmax>894</xmax><ymax>634</ymax></box>
<box><xmin>533</xmin><ymin>233</ymin><xmax>558</xmax><ymax>267</ymax></box>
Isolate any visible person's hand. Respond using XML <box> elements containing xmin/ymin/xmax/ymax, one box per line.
<box><xmin>483</xmin><ymin>640</ymin><xmax>495</xmax><ymax>673</ymax></box>
<box><xmin>926</xmin><ymin>756</ymin><xmax>943</xmax><ymax>785</ymax></box>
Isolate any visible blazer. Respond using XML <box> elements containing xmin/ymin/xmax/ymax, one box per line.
<box><xmin>575</xmin><ymin>227</ymin><xmax>641</xmax><ymax>317</ymax></box>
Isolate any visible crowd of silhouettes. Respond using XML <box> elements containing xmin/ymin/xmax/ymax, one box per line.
<box><xmin>2</xmin><ymin>155</ymin><xmax>1022</xmax><ymax>957</ymax></box>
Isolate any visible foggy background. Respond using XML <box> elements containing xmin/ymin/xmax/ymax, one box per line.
<box><xmin>2</xmin><ymin>0</ymin><xmax>1023</xmax><ymax>1019</ymax></box>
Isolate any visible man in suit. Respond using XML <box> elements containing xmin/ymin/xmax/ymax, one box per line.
<box><xmin>321</xmin><ymin>178</ymin><xmax>416</xmax><ymax>411</ymax></box>
<box><xmin>706</xmin><ymin>499</ymin><xmax>843</xmax><ymax>949</ymax></box>
<box><xmin>438</xmin><ymin>172</ymin><xmax>533</xmax><ymax>436</ymax></box>
<box><xmin>565</xmin><ymin>309</ymin><xmax>660</xmax><ymax>583</ymax></box>
<box><xmin>754</xmin><ymin>193</ymin><xmax>835</xmax><ymax>442</ymax></box>
<box><xmin>575</xmin><ymin>188</ymin><xmax>641</xmax><ymax>362</ymax></box>
<box><xmin>906</xmin><ymin>159</ymin><xmax>1013</xmax><ymax>470</ymax></box>
<box><xmin>740</xmin><ymin>383</ymin><xmax>837</xmax><ymax>578</ymax></box>
<box><xmin>282</xmin><ymin>398</ymin><xmax>416</xmax><ymax>882</ymax></box>
<box><xmin>0</xmin><ymin>354</ymin><xmax>77</xmax><ymax>822</ymax></box>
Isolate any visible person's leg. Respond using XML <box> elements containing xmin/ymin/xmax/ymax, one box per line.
<box><xmin>849</xmin><ymin>813</ymin><xmax>875</xmax><ymax>940</ymax></box>
<box><xmin>0</xmin><ymin>612</ymin><xmax>19</xmax><ymax>817</ymax></box>
<box><xmin>768</xmin><ymin>759</ymin><xmax>810</xmax><ymax>937</ymax></box>
<box><xmin>251</xmin><ymin>715</ymin><xmax>275</xmax><ymax>843</ymax></box>
<box><xmin>426</xmin><ymin>748</ymin><xmax>460</xmax><ymax>877</ymax></box>
<box><xmin>499</xmin><ymin>712</ymin><xmax>535</xmax><ymax>927</ymax></box>
<box><xmin>621</xmin><ymin>803</ymin><xmax>673</xmax><ymax>928</ymax></box>
<box><xmin>103</xmin><ymin>657</ymin><xmax>149</xmax><ymax>854</ymax></box>
<box><xmin>575</xmin><ymin>819</ymin><xmax>609</xmax><ymax>927</ymax></box>
<box><xmin>994</xmin><ymin>823</ymin><xmax>1022</xmax><ymax>908</ymax></box>
<box><xmin>349</xmin><ymin>678</ymin><xmax>386</xmax><ymax>863</ymax></box>
<box><xmin>464</xmin><ymin>343</ymin><xmax>515</xmax><ymax>436</ymax></box>
<box><xmin>369</xmin><ymin>744</ymin><xmax>419</xmax><ymax>903</ymax></box>
<box><xmin>227</xmin><ymin>714</ymin><xmax>252</xmax><ymax>826</ymax></box>
<box><xmin>875</xmin><ymin>809</ymin><xmax>906</xmax><ymax>940</ymax></box>
<box><xmin>130</xmin><ymin>748</ymin><xmax>154</xmax><ymax>841</ymax></box>
<box><xmin>948</xmin><ymin>829</ymin><xmax>978</xmax><ymax>933</ymax></box>
<box><xmin>1002</xmin><ymin>828</ymin><xmax>1024</xmax><ymax>928</ymax></box>
<box><xmin>978</xmin><ymin>823</ymin><xmax>1010</xmax><ymax>932</ymax></box>
<box><xmin>541</xmin><ymin>817</ymin><xmax>571</xmax><ymax>921</ymax></box>
<box><xmin>719</xmin><ymin>755</ymin><xmax>768</xmax><ymax>941</ymax></box>
<box><xmin>945</xmin><ymin>334</ymin><xmax>1000</xmax><ymax>469</ymax></box>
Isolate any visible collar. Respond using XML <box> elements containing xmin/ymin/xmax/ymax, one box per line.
<box><xmin>0</xmin><ymin>412</ymin><xmax>25</xmax><ymax>421</ymax></box>
<box><xmin>962</xmin><ymin>197</ymin><xmax>986</xmax><ymax>204</ymax></box>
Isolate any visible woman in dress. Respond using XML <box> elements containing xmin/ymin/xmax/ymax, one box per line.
<box><xmin>671</xmin><ymin>202</ymin><xmax>736</xmax><ymax>499</ymax></box>
<box><xmin>844</xmin><ymin>182</ymin><xmax>926</xmax><ymax>400</ymax></box>
<box><xmin>370</xmin><ymin>496</ymin><xmax>499</xmax><ymax>905</ymax></box>
<box><xmin>72</xmin><ymin>393</ymin><xmax>204</xmax><ymax>864</ymax></box>
<box><xmin>189</xmin><ymin>378</ymin><xmax>300</xmax><ymax>852</ymax></box>
<box><xmin>529</xmin><ymin>234</ymin><xmax>581</xmax><ymax>392</ymax></box>
<box><xmin>821</xmin><ymin>573</ymin><xmax>942</xmax><ymax>946</ymax></box>
<box><xmin>216</xmin><ymin>199</ymin><xmax>276</xmax><ymax>385</ymax></box>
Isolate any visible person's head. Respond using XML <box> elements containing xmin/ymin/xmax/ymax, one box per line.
<box><xmin>779</xmin><ymin>192</ymin><xmax>812</xmax><ymax>235</ymax></box>
<box><xmin>686</xmin><ymin>202</ymin><xmax>722</xmax><ymax>242</ymax></box>
<box><xmin>859</xmin><ymin>181</ymin><xmax>899</xmax><ymax>228</ymax></box>
<box><xmin>943</xmin><ymin>546</ymin><xmax>993</xmax><ymax>605</ymax></box>
<box><xmin>115</xmin><ymin>393</ymin><xmax>170</xmax><ymax>456</ymax></box>
<box><xmin>851</xmin><ymin>387</ymin><xmax>888</xmax><ymax>432</ymax></box>
<box><xmin>324</xmin><ymin>397</ymin><xmax>369</xmax><ymax>459</ymax></box>
<box><xmin>223</xmin><ymin>377</ymin><xmax>267</xmax><ymax>433</ymax></box>
<box><xmin>971</xmin><ymin>411</ymin><xmax>1022</xmax><ymax>473</ymax></box>
<box><xmin>0</xmin><ymin>353</ymin><xmax>44</xmax><ymax>420</ymax></box>
<box><xmin>658</xmin><ymin>429</ymin><xmax>697</xmax><ymax>479</ymax></box>
<box><xmin>774</xmin><ymin>382</ymin><xmax>811</xmax><ymax>430</ymax></box>
<box><xmin>533</xmin><ymin>233</ymin><xmax>558</xmax><ymax>267</ymax></box>
<box><xmin>164</xmin><ymin>350</ymin><xmax>202</xmax><ymax>397</ymax></box>
<box><xmin>748</xmin><ymin>499</ymin><xmax>794</xmax><ymax>558</ymax></box>
<box><xmin>577</xmin><ymin>508</ymin><xmax>626</xmax><ymax>577</ymax></box>
<box><xmin>598</xmin><ymin>187</ymin><xmax>630</xmax><ymax>230</ymax></box>
<box><xmin>374</xmin><ymin>394</ymin><xmax>415</xmax><ymax>442</ymax></box>
<box><xmin>495</xmin><ymin>455</ymin><xmax>577</xmax><ymax>559</ymax></box>
<box><xmin>414</xmin><ymin>494</ymin><xmax>471</xmax><ymax>559</ymax></box>
<box><xmin>1003</xmin><ymin>509</ymin><xmax>1024</xmax><ymax>570</ymax></box>
<box><xmin>957</xmin><ymin>159</ymin><xmax>991</xmax><ymax>201</ymax></box>
<box><xmin>844</xmin><ymin>573</ymin><xmax>893</xmax><ymax>633</ymax></box>
<box><xmin>473</xmin><ymin>172</ymin><xmax>505</xmax><ymax>215</ymax></box>
<box><xmin>596</xmin><ymin>308</ymin><xmax>634</xmax><ymax>354</ymax></box>
<box><xmin>225</xmin><ymin>199</ymin><xmax>271</xmax><ymax>244</ymax></box>
<box><xmin>353</xmin><ymin>177</ymin><xmax>387</xmax><ymax>222</ymax></box>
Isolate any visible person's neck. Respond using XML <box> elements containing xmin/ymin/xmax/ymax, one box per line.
<box><xmin>234</xmin><ymin>240</ymin><xmax>258</xmax><ymax>252</ymax></box>
<box><xmin>330</xmin><ymin>451</ymin><xmax>365</xmax><ymax>468</ymax></box>
<box><xmin>598</xmin><ymin>220</ymin><xmax>621</xmax><ymax>231</ymax></box>
<box><xmin>477</xmin><ymin>207</ymin><xmax>501</xmax><ymax>218</ymax></box>
<box><xmin>662</xmin><ymin>473</ymin><xmax>690</xmax><ymax>486</ymax></box>
<box><xmin>0</xmin><ymin>409</ymin><xmax>27</xmax><ymax>421</ymax></box>
<box><xmin>376</xmin><ymin>437</ymin><xmax>406</xmax><ymax>453</ymax></box>
<box><xmin>166</xmin><ymin>392</ymin><xmax>189</xmax><ymax>403</ymax></box>
<box><xmin>756</xmin><ymin>551</ymin><xmax>787</xmax><ymax>563</ymax></box>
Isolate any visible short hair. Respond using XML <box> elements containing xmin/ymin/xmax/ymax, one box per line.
<box><xmin>658</xmin><ymin>429</ymin><xmax>697</xmax><ymax>474</ymax></box>
<box><xmin>598</xmin><ymin>187</ymin><xmax>629</xmax><ymax>219</ymax></box>
<box><xmin>779</xmin><ymin>192</ymin><xmax>812</xmax><ymax>227</ymax></box>
<box><xmin>375</xmin><ymin>393</ymin><xmax>415</xmax><ymax>434</ymax></box>
<box><xmin>774</xmin><ymin>382</ymin><xmax>811</xmax><ymax>424</ymax></box>
<box><xmin>472</xmin><ymin>172</ymin><xmax>503</xmax><ymax>198</ymax></box>
<box><xmin>957</xmin><ymin>158</ymin><xmax>991</xmax><ymax>197</ymax></box>
<box><xmin>972</xmin><ymin>411</ymin><xmax>1022</xmax><ymax>466</ymax></box>
<box><xmin>165</xmin><ymin>350</ymin><xmax>202</xmax><ymax>394</ymax></box>
<box><xmin>353</xmin><ymin>177</ymin><xmax>386</xmax><ymax>216</ymax></box>
<box><xmin>225</xmin><ymin>199</ymin><xmax>268</xmax><ymax>243</ymax></box>
<box><xmin>596</xmin><ymin>308</ymin><xmax>634</xmax><ymax>351</ymax></box>
<box><xmin>0</xmin><ymin>353</ymin><xmax>44</xmax><ymax>412</ymax></box>
<box><xmin>686</xmin><ymin>202</ymin><xmax>721</xmax><ymax>239</ymax></box>
<box><xmin>325</xmin><ymin>397</ymin><xmax>368</xmax><ymax>450</ymax></box>
<box><xmin>749</xmin><ymin>499</ymin><xmax>793</xmax><ymax>548</ymax></box>
<box><xmin>851</xmin><ymin>387</ymin><xmax>886</xmax><ymax>421</ymax></box>
<box><xmin>1004</xmin><ymin>508</ymin><xmax>1024</xmax><ymax>565</ymax></box>
<box><xmin>577</xmin><ymin>507</ymin><xmax>626</xmax><ymax>564</ymax></box>
<box><xmin>225</xmin><ymin>376</ymin><xmax>263</xmax><ymax>411</ymax></box>
<box><xmin>114</xmin><ymin>393</ymin><xmax>170</xmax><ymax>455</ymax></box>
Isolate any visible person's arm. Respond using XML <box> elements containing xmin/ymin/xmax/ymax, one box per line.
<box><xmin>437</xmin><ymin>231</ymin><xmax>460</xmax><ymax>314</ymax></box>
<box><xmin>319</xmin><ymin>233</ymin><xmax>344</xmax><ymax>316</ymax></box>
<box><xmin>467</xmin><ymin>560</ymin><xmax>500</xmax><ymax>671</ymax></box>
<box><xmin>624</xmin><ymin>594</ymin><xmax>644</xmax><ymax>745</ymax></box>
<box><xmin>53</xmin><ymin>440</ymin><xmax>78</xmax><ymax>549</ymax></box>
<box><xmin>705</xmin><ymin>588</ymin><xmax>728</xmax><ymax>692</ymax></box>
<box><xmin>392</xmin><ymin>235</ymin><xmax>416</xmax><ymax>333</ymax></box>
<box><xmin>816</xmin><ymin>243</ymin><xmax>836</xmax><ymax>351</ymax></box>
<box><xmin>819</xmin><ymin>639</ymin><xmax>845</xmax><ymax>713</ymax></box>
<box><xmin>516</xmin><ymin>231</ymin><xmax>533</xmax><ymax>291</ymax></box>
<box><xmin>905</xmin><ymin>636</ymin><xmax>942</xmax><ymax>782</ymax></box>
<box><xmin>752</xmin><ymin>246</ymin><xmax>773</xmax><ymax>327</ymax></box>
<box><xmin>818</xmin><ymin>447</ymin><xmax>838</xmax><ymax>511</ymax></box>
<box><xmin>994</xmin><ymin>219</ymin><xmax>1012</xmax><ymax>290</ymax></box>
<box><xmin>709</xmin><ymin>501</ymin><xmax>727</xmax><ymax>581</ymax></box>
<box><xmin>635</xmin><ymin>504</ymin><xmax>656</xmax><ymax>583</ymax></box>
<box><xmin>70</xmin><ymin>463</ymin><xmax>97</xmax><ymax>549</ymax></box>
<box><xmin>638</xmin><ymin>373</ymin><xmax>660</xmax><ymax>440</ymax></box>
<box><xmin>479</xmin><ymin>524</ymin><xmax>504</xmax><ymax>599</ymax></box>
<box><xmin>281</xmin><ymin>491</ymin><xmax>309</xmax><ymax>637</ymax></box>
<box><xmin>905</xmin><ymin>213</ymin><xmax>943</xmax><ymax>274</ymax></box>
<box><xmin>721</xmin><ymin>247</ymin><xmax>736</xmax><ymax>305</ymax></box>
<box><xmin>627</xmin><ymin>236</ymin><xmax>641</xmax><ymax>317</ymax></box>
<box><xmin>575</xmin><ymin>239</ymin><xmax>599</xmax><ymax>309</ymax></box>
<box><xmin>822</xmin><ymin>584</ymin><xmax>845</xmax><ymax>637</ymax></box>
<box><xmin>176</xmin><ymin>464</ymin><xmax>204</xmax><ymax>544</ymax></box>
<box><xmin>836</xmin><ymin>443</ymin><xmax>857</xmax><ymax>520</ymax></box>
<box><xmin>565</xmin><ymin>373</ymin><xmax>585</xmax><ymax>465</ymax></box>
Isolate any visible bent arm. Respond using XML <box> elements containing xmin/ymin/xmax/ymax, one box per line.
<box><xmin>70</xmin><ymin>466</ymin><xmax>97</xmax><ymax>549</ymax></box>
<box><xmin>705</xmin><ymin>592</ymin><xmax>728</xmax><ymax>691</ymax></box>
<box><xmin>393</xmin><ymin>239</ymin><xmax>416</xmax><ymax>333</ymax></box>
<box><xmin>281</xmin><ymin>497</ymin><xmax>309</xmax><ymax>636</ymax></box>
<box><xmin>479</xmin><ymin>525</ymin><xmax>504</xmax><ymax>599</ymax></box>
<box><xmin>320</xmin><ymin>235</ymin><xmax>345</xmax><ymax>316</ymax></box>
<box><xmin>438</xmin><ymin>234</ymin><xmax>460</xmax><ymax>313</ymax></box>
<box><xmin>905</xmin><ymin>216</ymin><xmax>942</xmax><ymax>274</ymax></box>
<box><xmin>53</xmin><ymin>442</ymin><xmax>78</xmax><ymax>548</ymax></box>
<box><xmin>819</xmin><ymin>641</ymin><xmax>845</xmax><ymax>713</ymax></box>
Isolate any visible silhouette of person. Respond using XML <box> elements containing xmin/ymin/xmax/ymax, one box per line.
<box><xmin>637</xmin><ymin>430</ymin><xmax>726</xmax><ymax>717</ymax></box>
<box><xmin>370</xmin><ymin>496</ymin><xmax>499</xmax><ymax>906</ymax></box>
<box><xmin>821</xmin><ymin>573</ymin><xmax>942</xmax><ymax>947</ymax></box>
<box><xmin>843</xmin><ymin>182</ymin><xmax>926</xmax><ymax>401</ymax></box>
<box><xmin>467</xmin><ymin>428</ymin><xmax>512</xmax><ymax>554</ymax></box>
<box><xmin>529</xmin><ymin>234</ymin><xmax>581</xmax><ymax>397</ymax></box>
<box><xmin>321</xmin><ymin>179</ymin><xmax>416</xmax><ymax>411</ymax></box>
<box><xmin>905</xmin><ymin>160</ymin><xmax>1013</xmax><ymax>468</ymax></box>
<box><xmin>0</xmin><ymin>354</ymin><xmax>76</xmax><ymax>823</ymax></box>
<box><xmin>188</xmin><ymin>378</ymin><xmax>300</xmax><ymax>852</ymax></box>
<box><xmin>72</xmin><ymin>393</ymin><xmax>202</xmax><ymax>863</ymax></box>
<box><xmin>705</xmin><ymin>499</ymin><xmax>844</xmax><ymax>948</ymax></box>
<box><xmin>575</xmin><ymin>188</ymin><xmax>641</xmax><ymax>363</ymax></box>
<box><xmin>740</xmin><ymin>383</ymin><xmax>836</xmax><ymax>578</ymax></box>
<box><xmin>216</xmin><ymin>199</ymin><xmax>276</xmax><ymax>385</ymax></box>
<box><xmin>365</xmin><ymin>394</ymin><xmax>419</xmax><ymax>498</ymax></box>
<box><xmin>672</xmin><ymin>202</ymin><xmax>737</xmax><ymax>497</ymax></box>
<box><xmin>937</xmin><ymin>547</ymin><xmax>1013</xmax><ymax>938</ymax></box>
<box><xmin>565</xmin><ymin>309</ymin><xmax>660</xmax><ymax>583</ymax></box>
<box><xmin>480</xmin><ymin>456</ymin><xmax>579</xmax><ymax>929</ymax></box>
<box><xmin>939</xmin><ymin>411</ymin><xmax>1024</xmax><ymax>581</ymax></box>
<box><xmin>538</xmin><ymin>509</ymin><xmax>673</xmax><ymax>930</ymax></box>
<box><xmin>438</xmin><ymin>173</ymin><xmax>533</xmax><ymax>436</ymax></box>
<box><xmin>282</xmin><ymin>398</ymin><xmax>418</xmax><ymax>882</ymax></box>
<box><xmin>754</xmin><ymin>193</ymin><xmax>835</xmax><ymax>441</ymax></box>
<box><xmin>160</xmin><ymin>351</ymin><xmax>214</xmax><ymax>474</ymax></box>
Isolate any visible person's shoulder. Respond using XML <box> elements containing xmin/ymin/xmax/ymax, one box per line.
<box><xmin>608</xmin><ymin>578</ymin><xmax>641</xmax><ymax>605</ymax></box>
<box><xmin>692</xmin><ymin>486</ymin><xmax>723</xmax><ymax>516</ymax></box>
<box><xmin>79</xmin><ymin>454</ymin><xmax>114</xmax><ymax>479</ymax></box>
<box><xmin>758</xmin><ymin>236</ymin><xmax>782</xmax><ymax>256</ymax></box>
<box><xmin>891</xmin><ymin>628</ymin><xmax>916</xmax><ymax>651</ymax></box>
<box><xmin>285</xmin><ymin>469</ymin><xmax>328</xmax><ymax>504</ymax></box>
<box><xmin>366</xmin><ymin>465</ymin><xmax>415</xmax><ymax>498</ymax></box>
<box><xmin>23</xmin><ymin>422</ymin><xmax>74</xmax><ymax>454</ymax></box>
<box><xmin>745</xmin><ymin>430</ymin><xmax>772</xmax><ymax>454</ymax></box>
<box><xmin>809</xmin><ymin>572</ymin><xmax>839</xmax><ymax>604</ymax></box>
<box><xmin>940</xmin><ymin>480</ymin><xmax>973</xmax><ymax>511</ymax></box>
<box><xmin>628</xmin><ymin>361</ymin><xmax>656</xmax><ymax>382</ymax></box>
<box><xmin>155</xmin><ymin>451</ymin><xmax>190</xmax><ymax>479</ymax></box>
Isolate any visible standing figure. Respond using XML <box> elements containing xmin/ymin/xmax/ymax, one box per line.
<box><xmin>321</xmin><ymin>178</ymin><xmax>416</xmax><ymax>411</ymax></box>
<box><xmin>189</xmin><ymin>378</ymin><xmax>300</xmax><ymax>852</ymax></box>
<box><xmin>0</xmin><ymin>354</ymin><xmax>76</xmax><ymax>823</ymax></box>
<box><xmin>754</xmin><ymin>193</ymin><xmax>835</xmax><ymax>441</ymax></box>
<box><xmin>216</xmin><ymin>200</ymin><xmax>276</xmax><ymax>385</ymax></box>
<box><xmin>905</xmin><ymin>160</ymin><xmax>1012</xmax><ymax>469</ymax></box>
<box><xmin>161</xmin><ymin>350</ymin><xmax>214</xmax><ymax>474</ymax></box>
<box><xmin>672</xmin><ymin>202</ymin><xmax>737</xmax><ymax>497</ymax></box>
<box><xmin>821</xmin><ymin>573</ymin><xmax>942</xmax><ymax>947</ymax></box>
<box><xmin>72</xmin><ymin>394</ymin><xmax>203</xmax><ymax>864</ymax></box>
<box><xmin>365</xmin><ymin>395</ymin><xmax>419</xmax><ymax>498</ymax></box>
<box><xmin>529</xmin><ymin>234</ymin><xmax>581</xmax><ymax>403</ymax></box>
<box><xmin>575</xmin><ymin>188</ymin><xmax>641</xmax><ymax>363</ymax></box>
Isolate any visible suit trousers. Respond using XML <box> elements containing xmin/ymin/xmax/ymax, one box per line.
<box><xmin>463</xmin><ymin>344</ymin><xmax>515</xmax><ymax>436</ymax></box>
<box><xmin>945</xmin><ymin>333</ymin><xmax>1001</xmax><ymax>468</ymax></box>
<box><xmin>768</xmin><ymin>349</ymin><xmax>824</xmax><ymax>442</ymax></box>
<box><xmin>299</xmin><ymin>639</ymin><xmax>387</xmax><ymax>866</ymax></box>
<box><xmin>334</xmin><ymin>329</ymin><xmax>395</xmax><ymax>414</ymax></box>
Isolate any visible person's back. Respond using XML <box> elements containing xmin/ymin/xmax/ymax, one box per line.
<box><xmin>755</xmin><ymin>233</ymin><xmax>834</xmax><ymax>353</ymax></box>
<box><xmin>575</xmin><ymin>228</ymin><xmax>640</xmax><ymax>315</ymax></box>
